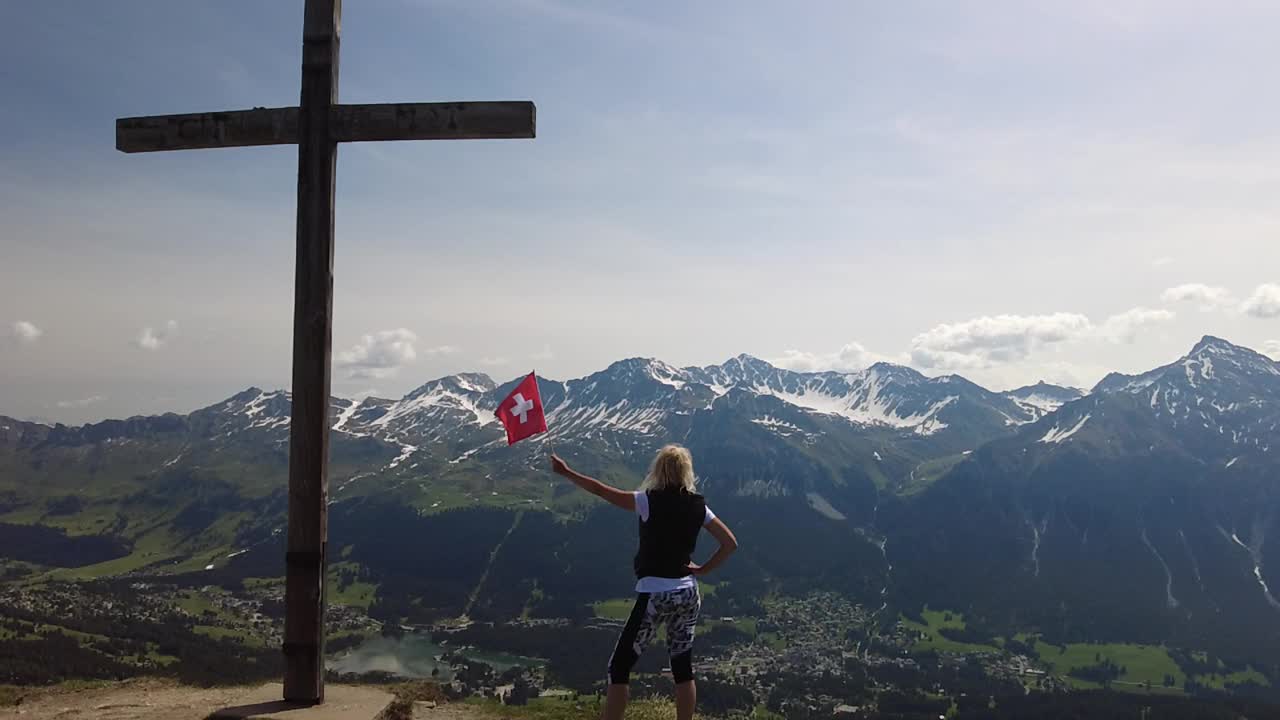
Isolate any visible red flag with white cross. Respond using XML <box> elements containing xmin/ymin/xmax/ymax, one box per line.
<box><xmin>495</xmin><ymin>372</ymin><xmax>548</xmax><ymax>446</ymax></box>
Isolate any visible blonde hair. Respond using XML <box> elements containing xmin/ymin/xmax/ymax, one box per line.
<box><xmin>640</xmin><ymin>444</ymin><xmax>698</xmax><ymax>493</ymax></box>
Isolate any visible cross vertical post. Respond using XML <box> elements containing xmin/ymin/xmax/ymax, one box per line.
<box><xmin>115</xmin><ymin>0</ymin><xmax>534</xmax><ymax>705</ymax></box>
<box><xmin>282</xmin><ymin>0</ymin><xmax>340</xmax><ymax>703</ymax></box>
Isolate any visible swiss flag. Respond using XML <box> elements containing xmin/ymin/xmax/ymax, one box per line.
<box><xmin>495</xmin><ymin>372</ymin><xmax>548</xmax><ymax>446</ymax></box>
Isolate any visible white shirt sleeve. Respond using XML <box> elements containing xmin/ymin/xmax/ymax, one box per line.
<box><xmin>704</xmin><ymin>505</ymin><xmax>716</xmax><ymax>527</ymax></box>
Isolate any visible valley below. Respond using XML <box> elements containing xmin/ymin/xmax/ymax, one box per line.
<box><xmin>3</xmin><ymin>337</ymin><xmax>1280</xmax><ymax>717</ymax></box>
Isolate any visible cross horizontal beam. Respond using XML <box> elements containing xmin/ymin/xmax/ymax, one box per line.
<box><xmin>116</xmin><ymin>101</ymin><xmax>536</xmax><ymax>153</ymax></box>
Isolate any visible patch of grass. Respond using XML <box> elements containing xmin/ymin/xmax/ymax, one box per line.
<box><xmin>0</xmin><ymin>506</ymin><xmax>47</xmax><ymax>525</ymax></box>
<box><xmin>1197</xmin><ymin>667</ymin><xmax>1271</xmax><ymax>689</ymax></box>
<box><xmin>40</xmin><ymin>523</ymin><xmax>180</xmax><ymax>581</ymax></box>
<box><xmin>193</xmin><ymin>624</ymin><xmax>264</xmax><ymax>646</ymax></box>
<box><xmin>592</xmin><ymin>598</ymin><xmax>635</xmax><ymax>621</ymax></box>
<box><xmin>37</xmin><ymin>502</ymin><xmax>122</xmax><ymax>536</ymax></box>
<box><xmin>328</xmin><ymin>562</ymin><xmax>377</xmax><ymax>609</ymax></box>
<box><xmin>244</xmin><ymin>576</ymin><xmax>284</xmax><ymax>589</ymax></box>
<box><xmin>1034</xmin><ymin>641</ymin><xmax>1185</xmax><ymax>689</ymax></box>
<box><xmin>901</xmin><ymin>454</ymin><xmax>968</xmax><ymax>495</ymax></box>
<box><xmin>0</xmin><ymin>625</ymin><xmax>39</xmax><ymax>641</ymax></box>
<box><xmin>703</xmin><ymin>616</ymin><xmax>758</xmax><ymax>638</ymax></box>
<box><xmin>145</xmin><ymin>649</ymin><xmax>180</xmax><ymax>666</ymax></box>
<box><xmin>175</xmin><ymin>591</ymin><xmax>217</xmax><ymax>616</ymax></box>
<box><xmin>1223</xmin><ymin>668</ymin><xmax>1269</xmax><ymax>687</ymax></box>
<box><xmin>758</xmin><ymin>631</ymin><xmax>785</xmax><ymax>651</ymax></box>
<box><xmin>900</xmin><ymin>609</ymin><xmax>999</xmax><ymax>655</ymax></box>
<box><xmin>593</xmin><ymin>591</ymin><xmax>730</xmax><ymax>624</ymax></box>
<box><xmin>168</xmin><ymin>550</ymin><xmax>228</xmax><ymax>575</ymax></box>
<box><xmin>464</xmin><ymin>695</ymin><xmax>676</xmax><ymax>720</ymax></box>
<box><xmin>921</xmin><ymin>608</ymin><xmax>966</xmax><ymax>630</ymax></box>
<box><xmin>728</xmin><ymin>617</ymin><xmax>758</xmax><ymax>637</ymax></box>
<box><xmin>751</xmin><ymin>704</ymin><xmax>785</xmax><ymax>720</ymax></box>
<box><xmin>326</xmin><ymin>629</ymin><xmax>376</xmax><ymax>654</ymax></box>
<box><xmin>1062</xmin><ymin>676</ymin><xmax>1103</xmax><ymax>690</ymax></box>
<box><xmin>27</xmin><ymin>623</ymin><xmax>108</xmax><ymax>644</ymax></box>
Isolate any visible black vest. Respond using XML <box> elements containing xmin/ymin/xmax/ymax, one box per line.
<box><xmin>634</xmin><ymin>489</ymin><xmax>706</xmax><ymax>579</ymax></box>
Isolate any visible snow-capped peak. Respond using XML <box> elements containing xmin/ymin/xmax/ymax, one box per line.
<box><xmin>1095</xmin><ymin>336</ymin><xmax>1280</xmax><ymax>395</ymax></box>
<box><xmin>1080</xmin><ymin>337</ymin><xmax>1280</xmax><ymax>459</ymax></box>
<box><xmin>372</xmin><ymin>374</ymin><xmax>497</xmax><ymax>435</ymax></box>
<box><xmin>404</xmin><ymin>373</ymin><xmax>497</xmax><ymax>398</ymax></box>
<box><xmin>1004</xmin><ymin>382</ymin><xmax>1085</xmax><ymax>421</ymax></box>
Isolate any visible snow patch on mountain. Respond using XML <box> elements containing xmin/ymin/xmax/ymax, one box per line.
<box><xmin>331</xmin><ymin>399</ymin><xmax>360</xmax><ymax>432</ymax></box>
<box><xmin>752</xmin><ymin>416</ymin><xmax>803</xmax><ymax>437</ymax></box>
<box><xmin>756</xmin><ymin>371</ymin><xmax>957</xmax><ymax>435</ymax></box>
<box><xmin>242</xmin><ymin>392</ymin><xmax>271</xmax><ymax>419</ymax></box>
<box><xmin>1004</xmin><ymin>382</ymin><xmax>1084</xmax><ymax>423</ymax></box>
<box><xmin>373</xmin><ymin>382</ymin><xmax>495</xmax><ymax>434</ymax></box>
<box><xmin>1040</xmin><ymin>414</ymin><xmax>1091</xmax><ymax>444</ymax></box>
<box><xmin>1017</xmin><ymin>394</ymin><xmax>1068</xmax><ymax>414</ymax></box>
<box><xmin>1141</xmin><ymin>526</ymin><xmax>1179</xmax><ymax>609</ymax></box>
<box><xmin>645</xmin><ymin>360</ymin><xmax>688</xmax><ymax>389</ymax></box>
<box><xmin>387</xmin><ymin>443</ymin><xmax>417</xmax><ymax>469</ymax></box>
<box><xmin>1225</xmin><ymin>526</ymin><xmax>1280</xmax><ymax>611</ymax></box>
<box><xmin>806</xmin><ymin>492</ymin><xmax>847</xmax><ymax>521</ymax></box>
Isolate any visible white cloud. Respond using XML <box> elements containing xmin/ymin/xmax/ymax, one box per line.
<box><xmin>531</xmin><ymin>345</ymin><xmax>554</xmax><ymax>362</ymax></box>
<box><xmin>1263</xmin><ymin>340</ymin><xmax>1280</xmax><ymax>361</ymax></box>
<box><xmin>335</xmin><ymin>328</ymin><xmax>418</xmax><ymax>379</ymax></box>
<box><xmin>136</xmin><ymin>320</ymin><xmax>177</xmax><ymax>350</ymax></box>
<box><xmin>1160</xmin><ymin>283</ymin><xmax>1233</xmax><ymax>310</ymax></box>
<box><xmin>908</xmin><ymin>307</ymin><xmax>1173</xmax><ymax>371</ymax></box>
<box><xmin>479</xmin><ymin>356</ymin><xmax>510</xmax><ymax>367</ymax></box>
<box><xmin>1240</xmin><ymin>283</ymin><xmax>1280</xmax><ymax>319</ymax></box>
<box><xmin>56</xmin><ymin>394</ymin><xmax>105</xmax><ymax>409</ymax></box>
<box><xmin>909</xmin><ymin>313</ymin><xmax>1092</xmax><ymax>370</ymax></box>
<box><xmin>773</xmin><ymin>341</ymin><xmax>888</xmax><ymax>372</ymax></box>
<box><xmin>1151</xmin><ymin>257</ymin><xmax>1175</xmax><ymax>268</ymax></box>
<box><xmin>10</xmin><ymin>320</ymin><xmax>42</xmax><ymax>344</ymax></box>
<box><xmin>1097</xmin><ymin>306</ymin><xmax>1176</xmax><ymax>343</ymax></box>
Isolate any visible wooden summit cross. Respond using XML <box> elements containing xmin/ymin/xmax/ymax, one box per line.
<box><xmin>116</xmin><ymin>0</ymin><xmax>535</xmax><ymax>704</ymax></box>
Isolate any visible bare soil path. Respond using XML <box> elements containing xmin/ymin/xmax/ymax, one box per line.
<box><xmin>0</xmin><ymin>679</ymin><xmax>467</xmax><ymax>720</ymax></box>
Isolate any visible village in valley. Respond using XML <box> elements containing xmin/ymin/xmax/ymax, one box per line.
<box><xmin>1</xmin><ymin>574</ymin><xmax>1077</xmax><ymax>717</ymax></box>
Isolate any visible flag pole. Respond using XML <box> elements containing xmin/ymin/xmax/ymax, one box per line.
<box><xmin>536</xmin><ymin>368</ymin><xmax>555</xmax><ymax>457</ymax></box>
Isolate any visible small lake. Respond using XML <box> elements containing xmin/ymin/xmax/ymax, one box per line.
<box><xmin>327</xmin><ymin>633</ymin><xmax>545</xmax><ymax>680</ymax></box>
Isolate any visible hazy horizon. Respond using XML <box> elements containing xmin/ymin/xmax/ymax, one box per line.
<box><xmin>5</xmin><ymin>333</ymin><xmax>1272</xmax><ymax>427</ymax></box>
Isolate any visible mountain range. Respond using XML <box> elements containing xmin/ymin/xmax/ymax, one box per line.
<box><xmin>1</xmin><ymin>336</ymin><xmax>1278</xmax><ymax>666</ymax></box>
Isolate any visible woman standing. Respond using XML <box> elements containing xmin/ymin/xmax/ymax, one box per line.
<box><xmin>551</xmin><ymin>445</ymin><xmax>739</xmax><ymax>720</ymax></box>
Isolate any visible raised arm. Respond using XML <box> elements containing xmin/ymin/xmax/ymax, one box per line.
<box><xmin>689</xmin><ymin>517</ymin><xmax>738</xmax><ymax>577</ymax></box>
<box><xmin>551</xmin><ymin>454</ymin><xmax>636</xmax><ymax>512</ymax></box>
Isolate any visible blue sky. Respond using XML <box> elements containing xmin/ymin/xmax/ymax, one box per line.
<box><xmin>3</xmin><ymin>0</ymin><xmax>1280</xmax><ymax>423</ymax></box>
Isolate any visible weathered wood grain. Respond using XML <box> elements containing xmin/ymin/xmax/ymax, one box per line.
<box><xmin>331</xmin><ymin>101</ymin><xmax>535</xmax><ymax>142</ymax></box>
<box><xmin>282</xmin><ymin>0</ymin><xmax>339</xmax><ymax>705</ymax></box>
<box><xmin>116</xmin><ymin>101</ymin><xmax>535</xmax><ymax>153</ymax></box>
<box><xmin>116</xmin><ymin>107</ymin><xmax>299</xmax><ymax>153</ymax></box>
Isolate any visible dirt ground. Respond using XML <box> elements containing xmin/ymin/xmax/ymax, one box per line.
<box><xmin>0</xmin><ymin>679</ymin><xmax>477</xmax><ymax>720</ymax></box>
